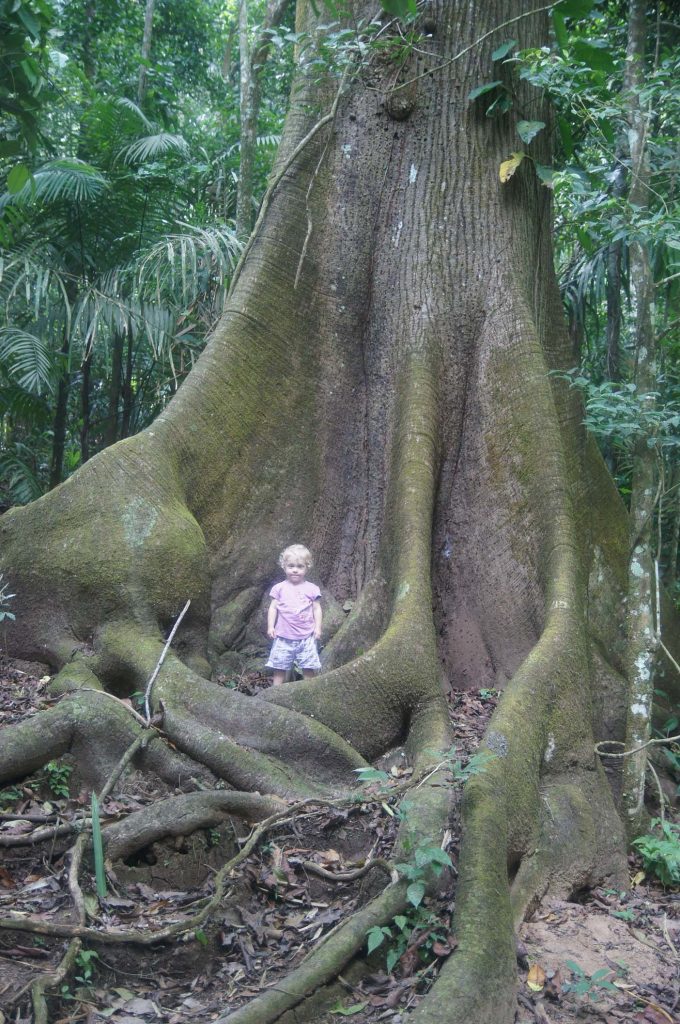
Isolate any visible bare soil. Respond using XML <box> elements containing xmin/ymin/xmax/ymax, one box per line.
<box><xmin>0</xmin><ymin>661</ymin><xmax>677</xmax><ymax>1024</ymax></box>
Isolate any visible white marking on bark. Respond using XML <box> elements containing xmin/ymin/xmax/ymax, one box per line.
<box><xmin>342</xmin><ymin>144</ymin><xmax>352</xmax><ymax>159</ymax></box>
<box><xmin>397</xmin><ymin>582</ymin><xmax>410</xmax><ymax>600</ymax></box>
<box><xmin>630</xmin><ymin>559</ymin><xmax>644</xmax><ymax>578</ymax></box>
<box><xmin>634</xmin><ymin>653</ymin><xmax>651</xmax><ymax>681</ymax></box>
<box><xmin>440</xmin><ymin>180</ymin><xmax>447</xmax><ymax>191</ymax></box>
<box><xmin>393</xmin><ymin>221</ymin><xmax>403</xmax><ymax>247</ymax></box>
<box><xmin>123</xmin><ymin>498</ymin><xmax>158</xmax><ymax>547</ymax></box>
<box><xmin>544</xmin><ymin>734</ymin><xmax>556</xmax><ymax>763</ymax></box>
<box><xmin>409</xmin><ymin>164</ymin><xmax>418</xmax><ymax>183</ymax></box>
<box><xmin>551</xmin><ymin>599</ymin><xmax>569</xmax><ymax>609</ymax></box>
<box><xmin>630</xmin><ymin>702</ymin><xmax>648</xmax><ymax>717</ymax></box>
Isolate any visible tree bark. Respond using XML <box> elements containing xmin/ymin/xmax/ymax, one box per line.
<box><xmin>104</xmin><ymin>329</ymin><xmax>124</xmax><ymax>448</ymax></box>
<box><xmin>0</xmin><ymin>3</ymin><xmax>637</xmax><ymax>1021</ymax></box>
<box><xmin>48</xmin><ymin>332</ymin><xmax>70</xmax><ymax>489</ymax></box>
<box><xmin>80</xmin><ymin>345</ymin><xmax>92</xmax><ymax>464</ymax></box>
<box><xmin>138</xmin><ymin>0</ymin><xmax>155</xmax><ymax>108</ymax></box>
<box><xmin>620</xmin><ymin>0</ymin><xmax>659</xmax><ymax>837</ymax></box>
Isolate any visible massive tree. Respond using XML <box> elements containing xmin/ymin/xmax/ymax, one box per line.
<box><xmin>0</xmin><ymin>1</ymin><xmax>642</xmax><ymax>1021</ymax></box>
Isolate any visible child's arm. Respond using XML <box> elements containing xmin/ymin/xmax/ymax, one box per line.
<box><xmin>312</xmin><ymin>598</ymin><xmax>322</xmax><ymax>640</ymax></box>
<box><xmin>267</xmin><ymin>600</ymin><xmax>278</xmax><ymax>640</ymax></box>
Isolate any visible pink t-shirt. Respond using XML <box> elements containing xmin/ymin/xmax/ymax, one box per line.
<box><xmin>270</xmin><ymin>579</ymin><xmax>321</xmax><ymax>639</ymax></box>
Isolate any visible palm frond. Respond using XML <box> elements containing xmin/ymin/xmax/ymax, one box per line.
<box><xmin>0</xmin><ymin>443</ymin><xmax>44</xmax><ymax>505</ymax></box>
<box><xmin>135</xmin><ymin>223</ymin><xmax>241</xmax><ymax>306</ymax></box>
<box><xmin>0</xmin><ymin>328</ymin><xmax>55</xmax><ymax>395</ymax></box>
<box><xmin>0</xmin><ymin>159</ymin><xmax>109</xmax><ymax>208</ymax></box>
<box><xmin>117</xmin><ymin>133</ymin><xmax>190</xmax><ymax>166</ymax></box>
<box><xmin>115</xmin><ymin>97</ymin><xmax>155</xmax><ymax>131</ymax></box>
<box><xmin>0</xmin><ymin>252</ymin><xmax>72</xmax><ymax>334</ymax></box>
<box><xmin>0</xmin><ymin>381</ymin><xmax>50</xmax><ymax>424</ymax></box>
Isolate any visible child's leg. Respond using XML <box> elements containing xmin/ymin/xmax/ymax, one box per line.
<box><xmin>297</xmin><ymin>635</ymin><xmax>321</xmax><ymax>680</ymax></box>
<box><xmin>266</xmin><ymin>637</ymin><xmax>294</xmax><ymax>686</ymax></box>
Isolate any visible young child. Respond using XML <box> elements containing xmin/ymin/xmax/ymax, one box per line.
<box><xmin>266</xmin><ymin>544</ymin><xmax>322</xmax><ymax>686</ymax></box>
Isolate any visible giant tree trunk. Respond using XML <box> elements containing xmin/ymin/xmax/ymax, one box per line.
<box><xmin>0</xmin><ymin>3</ymin><xmax>634</xmax><ymax>1021</ymax></box>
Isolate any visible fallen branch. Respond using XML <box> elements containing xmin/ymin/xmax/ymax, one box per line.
<box><xmin>144</xmin><ymin>599</ymin><xmax>191</xmax><ymax>723</ymax></box>
<box><xmin>300</xmin><ymin>857</ymin><xmax>394</xmax><ymax>883</ymax></box>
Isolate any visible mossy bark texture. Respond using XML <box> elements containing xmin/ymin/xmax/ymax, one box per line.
<box><xmin>0</xmin><ymin>2</ymin><xmax>633</xmax><ymax>1020</ymax></box>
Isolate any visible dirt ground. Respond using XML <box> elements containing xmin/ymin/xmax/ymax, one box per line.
<box><xmin>0</xmin><ymin>659</ymin><xmax>678</xmax><ymax>1024</ymax></box>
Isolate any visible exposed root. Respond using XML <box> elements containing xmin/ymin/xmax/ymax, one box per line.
<box><xmin>103</xmin><ymin>789</ymin><xmax>286</xmax><ymax>860</ymax></box>
<box><xmin>30</xmin><ymin>937</ymin><xmax>82</xmax><ymax>1024</ymax></box>
<box><xmin>216</xmin><ymin>881</ymin><xmax>409</xmax><ymax>1024</ymax></box>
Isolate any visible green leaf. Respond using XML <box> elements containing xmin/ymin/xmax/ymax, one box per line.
<box><xmin>491</xmin><ymin>39</ymin><xmax>517</xmax><ymax>61</ymax></box>
<box><xmin>486</xmin><ymin>93</ymin><xmax>513</xmax><ymax>117</ymax></box>
<box><xmin>7</xmin><ymin>164</ymin><xmax>30</xmax><ymax>194</ymax></box>
<box><xmin>407</xmin><ymin>880</ymin><xmax>425</xmax><ymax>907</ymax></box>
<box><xmin>468</xmin><ymin>80</ymin><xmax>503</xmax><ymax>102</ymax></box>
<box><xmin>0</xmin><ymin>141</ymin><xmax>23</xmax><ymax>158</ymax></box>
<box><xmin>379</xmin><ymin>0</ymin><xmax>417</xmax><ymax>17</ymax></box>
<box><xmin>386</xmin><ymin>947</ymin><xmax>400</xmax><ymax>973</ymax></box>
<box><xmin>552</xmin><ymin>10</ymin><xmax>568</xmax><ymax>51</ymax></box>
<box><xmin>331</xmin><ymin>1002</ymin><xmax>367</xmax><ymax>1016</ymax></box>
<box><xmin>558</xmin><ymin>116</ymin><xmax>574</xmax><ymax>158</ymax></box>
<box><xmin>17</xmin><ymin>6</ymin><xmax>41</xmax><ymax>38</ymax></box>
<box><xmin>572</xmin><ymin>39</ymin><xmax>615</xmax><ymax>73</ymax></box>
<box><xmin>555</xmin><ymin>0</ymin><xmax>595</xmax><ymax>17</ymax></box>
<box><xmin>195</xmin><ymin>929</ymin><xmax>208</xmax><ymax>946</ymax></box>
<box><xmin>366</xmin><ymin>925</ymin><xmax>390</xmax><ymax>953</ymax></box>
<box><xmin>517</xmin><ymin>120</ymin><xmax>545</xmax><ymax>144</ymax></box>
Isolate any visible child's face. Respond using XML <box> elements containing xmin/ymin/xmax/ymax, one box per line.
<box><xmin>283</xmin><ymin>558</ymin><xmax>308</xmax><ymax>584</ymax></box>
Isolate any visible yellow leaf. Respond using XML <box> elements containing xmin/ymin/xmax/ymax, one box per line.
<box><xmin>527</xmin><ymin>963</ymin><xmax>546</xmax><ymax>992</ymax></box>
<box><xmin>631</xmin><ymin>869</ymin><xmax>645</xmax><ymax>886</ymax></box>
<box><xmin>499</xmin><ymin>152</ymin><xmax>525</xmax><ymax>183</ymax></box>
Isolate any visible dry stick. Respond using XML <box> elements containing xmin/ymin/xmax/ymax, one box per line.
<box><xmin>0</xmin><ymin>822</ymin><xmax>79</xmax><ymax>847</ymax></box>
<box><xmin>300</xmin><ymin>857</ymin><xmax>394</xmax><ymax>883</ymax></box>
<box><xmin>662</xmin><ymin>913</ymin><xmax>679</xmax><ymax>961</ymax></box>
<box><xmin>144</xmin><ymin>598</ymin><xmax>191</xmax><ymax>723</ymax></box>
<box><xmin>595</xmin><ymin>738</ymin><xmax>674</xmax><ymax>821</ymax></box>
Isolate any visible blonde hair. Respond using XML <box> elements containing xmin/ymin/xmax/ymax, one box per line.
<box><xmin>279</xmin><ymin>544</ymin><xmax>313</xmax><ymax>569</ymax></box>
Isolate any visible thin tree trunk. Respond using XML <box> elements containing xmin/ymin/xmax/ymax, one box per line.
<box><xmin>49</xmin><ymin>335</ymin><xmax>70</xmax><ymax>489</ymax></box>
<box><xmin>621</xmin><ymin>0</ymin><xmax>658</xmax><ymax>837</ymax></box>
<box><xmin>104</xmin><ymin>331</ymin><xmax>124</xmax><ymax>449</ymax></box>
<box><xmin>236</xmin><ymin>0</ymin><xmax>291</xmax><ymax>238</ymax></box>
<box><xmin>138</xmin><ymin>0</ymin><xmax>155</xmax><ymax>107</ymax></box>
<box><xmin>121</xmin><ymin>325</ymin><xmax>134</xmax><ymax>439</ymax></box>
<box><xmin>236</xmin><ymin>0</ymin><xmax>255</xmax><ymax>238</ymax></box>
<box><xmin>80</xmin><ymin>347</ymin><xmax>92</xmax><ymax>465</ymax></box>
<box><xmin>667</xmin><ymin>463</ymin><xmax>680</xmax><ymax>590</ymax></box>
<box><xmin>605</xmin><ymin>159</ymin><xmax>626</xmax><ymax>383</ymax></box>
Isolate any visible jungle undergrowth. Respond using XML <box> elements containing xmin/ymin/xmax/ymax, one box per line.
<box><xmin>0</xmin><ymin>663</ymin><xmax>495</xmax><ymax>1022</ymax></box>
<box><xmin>1</xmin><ymin>665</ymin><xmax>678</xmax><ymax>1024</ymax></box>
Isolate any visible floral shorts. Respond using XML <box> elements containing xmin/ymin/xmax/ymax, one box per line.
<box><xmin>266</xmin><ymin>635</ymin><xmax>321</xmax><ymax>672</ymax></box>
